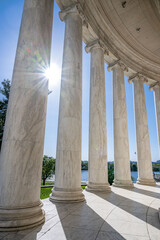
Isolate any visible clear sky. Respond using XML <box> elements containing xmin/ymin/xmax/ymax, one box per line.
<box><xmin>0</xmin><ymin>0</ymin><xmax>159</xmax><ymax>162</ymax></box>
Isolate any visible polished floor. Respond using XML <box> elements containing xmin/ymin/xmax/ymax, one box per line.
<box><xmin>0</xmin><ymin>183</ymin><xmax>160</xmax><ymax>240</ymax></box>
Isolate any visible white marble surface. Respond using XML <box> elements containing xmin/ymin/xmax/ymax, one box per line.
<box><xmin>1</xmin><ymin>183</ymin><xmax>160</xmax><ymax>240</ymax></box>
<box><xmin>112</xmin><ymin>64</ymin><xmax>133</xmax><ymax>188</ymax></box>
<box><xmin>133</xmin><ymin>78</ymin><xmax>155</xmax><ymax>185</ymax></box>
<box><xmin>86</xmin><ymin>41</ymin><xmax>110</xmax><ymax>192</ymax></box>
<box><xmin>154</xmin><ymin>85</ymin><xmax>160</xmax><ymax>153</ymax></box>
<box><xmin>50</xmin><ymin>5</ymin><xmax>84</xmax><ymax>202</ymax></box>
<box><xmin>0</xmin><ymin>0</ymin><xmax>54</xmax><ymax>230</ymax></box>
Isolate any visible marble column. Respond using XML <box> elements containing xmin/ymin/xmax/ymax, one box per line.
<box><xmin>108</xmin><ymin>61</ymin><xmax>133</xmax><ymax>188</ymax></box>
<box><xmin>50</xmin><ymin>4</ymin><xmax>85</xmax><ymax>202</ymax></box>
<box><xmin>130</xmin><ymin>74</ymin><xmax>155</xmax><ymax>185</ymax></box>
<box><xmin>151</xmin><ymin>83</ymin><xmax>160</xmax><ymax>221</ymax></box>
<box><xmin>85</xmin><ymin>40</ymin><xmax>111</xmax><ymax>192</ymax></box>
<box><xmin>0</xmin><ymin>0</ymin><xmax>54</xmax><ymax>231</ymax></box>
<box><xmin>153</xmin><ymin>84</ymin><xmax>160</xmax><ymax>153</ymax></box>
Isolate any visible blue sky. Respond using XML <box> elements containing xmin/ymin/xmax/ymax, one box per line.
<box><xmin>0</xmin><ymin>0</ymin><xmax>159</xmax><ymax>162</ymax></box>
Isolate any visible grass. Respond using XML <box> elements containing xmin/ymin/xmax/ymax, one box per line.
<box><xmin>41</xmin><ymin>187</ymin><xmax>52</xmax><ymax>199</ymax></box>
<box><xmin>41</xmin><ymin>181</ymin><xmax>54</xmax><ymax>186</ymax></box>
<box><xmin>40</xmin><ymin>181</ymin><xmax>54</xmax><ymax>199</ymax></box>
<box><xmin>40</xmin><ymin>184</ymin><xmax>86</xmax><ymax>199</ymax></box>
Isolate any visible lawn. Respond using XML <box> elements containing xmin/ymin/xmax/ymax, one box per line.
<box><xmin>40</xmin><ymin>181</ymin><xmax>53</xmax><ymax>199</ymax></box>
<box><xmin>40</xmin><ymin>183</ymin><xmax>86</xmax><ymax>199</ymax></box>
<box><xmin>41</xmin><ymin>181</ymin><xmax>54</xmax><ymax>186</ymax></box>
<box><xmin>41</xmin><ymin>187</ymin><xmax>52</xmax><ymax>199</ymax></box>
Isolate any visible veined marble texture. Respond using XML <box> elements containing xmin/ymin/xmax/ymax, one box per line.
<box><xmin>133</xmin><ymin>79</ymin><xmax>155</xmax><ymax>185</ymax></box>
<box><xmin>0</xmin><ymin>0</ymin><xmax>54</xmax><ymax>230</ymax></box>
<box><xmin>112</xmin><ymin>64</ymin><xmax>133</xmax><ymax>188</ymax></box>
<box><xmin>50</xmin><ymin>10</ymin><xmax>84</xmax><ymax>202</ymax></box>
<box><xmin>86</xmin><ymin>44</ymin><xmax>110</xmax><ymax>192</ymax></box>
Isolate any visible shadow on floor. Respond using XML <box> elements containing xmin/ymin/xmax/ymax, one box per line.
<box><xmin>1</xmin><ymin>185</ymin><xmax>160</xmax><ymax>240</ymax></box>
<box><xmin>127</xmin><ymin>184</ymin><xmax>160</xmax><ymax>200</ymax></box>
<box><xmin>93</xmin><ymin>188</ymin><xmax>160</xmax><ymax>230</ymax></box>
<box><xmin>39</xmin><ymin>199</ymin><xmax>126</xmax><ymax>240</ymax></box>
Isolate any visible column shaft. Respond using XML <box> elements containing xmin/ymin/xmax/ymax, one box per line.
<box><xmin>0</xmin><ymin>0</ymin><xmax>54</xmax><ymax>231</ymax></box>
<box><xmin>86</xmin><ymin>44</ymin><xmax>110</xmax><ymax>192</ymax></box>
<box><xmin>133</xmin><ymin>79</ymin><xmax>155</xmax><ymax>185</ymax></box>
<box><xmin>50</xmin><ymin>6</ymin><xmax>85</xmax><ymax>202</ymax></box>
<box><xmin>154</xmin><ymin>86</ymin><xmax>160</xmax><ymax>153</ymax></box>
<box><xmin>113</xmin><ymin>65</ymin><xmax>133</xmax><ymax>187</ymax></box>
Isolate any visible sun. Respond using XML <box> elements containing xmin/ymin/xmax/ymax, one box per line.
<box><xmin>44</xmin><ymin>63</ymin><xmax>61</xmax><ymax>89</ymax></box>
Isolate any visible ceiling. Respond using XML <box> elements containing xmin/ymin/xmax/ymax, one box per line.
<box><xmin>56</xmin><ymin>0</ymin><xmax>160</xmax><ymax>82</ymax></box>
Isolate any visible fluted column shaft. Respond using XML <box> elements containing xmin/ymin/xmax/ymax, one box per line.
<box><xmin>133</xmin><ymin>77</ymin><xmax>155</xmax><ymax>185</ymax></box>
<box><xmin>112</xmin><ymin>64</ymin><xmax>133</xmax><ymax>188</ymax></box>
<box><xmin>0</xmin><ymin>0</ymin><xmax>54</xmax><ymax>231</ymax></box>
<box><xmin>50</xmin><ymin>4</ymin><xmax>85</xmax><ymax>202</ymax></box>
<box><xmin>152</xmin><ymin>83</ymin><xmax>160</xmax><ymax>223</ymax></box>
<box><xmin>153</xmin><ymin>85</ymin><xmax>160</xmax><ymax>153</ymax></box>
<box><xmin>86</xmin><ymin>41</ymin><xmax>110</xmax><ymax>192</ymax></box>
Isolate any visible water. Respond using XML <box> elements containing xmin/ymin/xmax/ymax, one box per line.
<box><xmin>81</xmin><ymin>170</ymin><xmax>138</xmax><ymax>183</ymax></box>
<box><xmin>130</xmin><ymin>171</ymin><xmax>138</xmax><ymax>183</ymax></box>
<box><xmin>48</xmin><ymin>171</ymin><xmax>159</xmax><ymax>183</ymax></box>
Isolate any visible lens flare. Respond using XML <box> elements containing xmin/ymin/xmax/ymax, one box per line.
<box><xmin>45</xmin><ymin>63</ymin><xmax>61</xmax><ymax>89</ymax></box>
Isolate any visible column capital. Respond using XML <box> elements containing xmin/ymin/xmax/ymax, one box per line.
<box><xmin>107</xmin><ymin>60</ymin><xmax>128</xmax><ymax>72</ymax></box>
<box><xmin>128</xmin><ymin>73</ymin><xmax>148</xmax><ymax>84</ymax></box>
<box><xmin>59</xmin><ymin>3</ymin><xmax>86</xmax><ymax>23</ymax></box>
<box><xmin>149</xmin><ymin>81</ymin><xmax>160</xmax><ymax>91</ymax></box>
<box><xmin>85</xmin><ymin>39</ymin><xmax>109</xmax><ymax>54</ymax></box>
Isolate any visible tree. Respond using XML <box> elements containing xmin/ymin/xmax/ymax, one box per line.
<box><xmin>42</xmin><ymin>155</ymin><xmax>56</xmax><ymax>185</ymax></box>
<box><xmin>0</xmin><ymin>79</ymin><xmax>11</xmax><ymax>149</ymax></box>
<box><xmin>132</xmin><ymin>163</ymin><xmax>137</xmax><ymax>172</ymax></box>
<box><xmin>108</xmin><ymin>169</ymin><xmax>114</xmax><ymax>185</ymax></box>
<box><xmin>81</xmin><ymin>161</ymin><xmax>88</xmax><ymax>170</ymax></box>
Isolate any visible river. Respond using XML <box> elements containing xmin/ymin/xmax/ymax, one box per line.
<box><xmin>81</xmin><ymin>170</ymin><xmax>138</xmax><ymax>183</ymax></box>
<box><xmin>48</xmin><ymin>171</ymin><xmax>139</xmax><ymax>183</ymax></box>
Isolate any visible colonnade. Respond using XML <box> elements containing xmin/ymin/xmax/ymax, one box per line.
<box><xmin>0</xmin><ymin>0</ymin><xmax>158</xmax><ymax>231</ymax></box>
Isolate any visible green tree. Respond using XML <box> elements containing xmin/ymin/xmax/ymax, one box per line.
<box><xmin>108</xmin><ymin>162</ymin><xmax>114</xmax><ymax>171</ymax></box>
<box><xmin>152</xmin><ymin>162</ymin><xmax>160</xmax><ymax>172</ymax></box>
<box><xmin>130</xmin><ymin>162</ymin><xmax>137</xmax><ymax>172</ymax></box>
<box><xmin>108</xmin><ymin>169</ymin><xmax>114</xmax><ymax>185</ymax></box>
<box><xmin>42</xmin><ymin>155</ymin><xmax>56</xmax><ymax>185</ymax></box>
<box><xmin>81</xmin><ymin>161</ymin><xmax>88</xmax><ymax>170</ymax></box>
<box><xmin>0</xmin><ymin>79</ymin><xmax>11</xmax><ymax>149</ymax></box>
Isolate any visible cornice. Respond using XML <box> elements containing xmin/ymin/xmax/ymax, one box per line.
<box><xmin>83</xmin><ymin>0</ymin><xmax>160</xmax><ymax>82</ymax></box>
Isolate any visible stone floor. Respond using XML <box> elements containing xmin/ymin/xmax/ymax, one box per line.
<box><xmin>0</xmin><ymin>183</ymin><xmax>160</xmax><ymax>240</ymax></box>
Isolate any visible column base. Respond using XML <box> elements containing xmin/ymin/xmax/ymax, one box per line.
<box><xmin>50</xmin><ymin>187</ymin><xmax>85</xmax><ymax>203</ymax></box>
<box><xmin>113</xmin><ymin>179</ymin><xmax>134</xmax><ymax>188</ymax></box>
<box><xmin>85</xmin><ymin>182</ymin><xmax>111</xmax><ymax>192</ymax></box>
<box><xmin>0</xmin><ymin>201</ymin><xmax>45</xmax><ymax>232</ymax></box>
<box><xmin>137</xmin><ymin>178</ymin><xmax>156</xmax><ymax>186</ymax></box>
